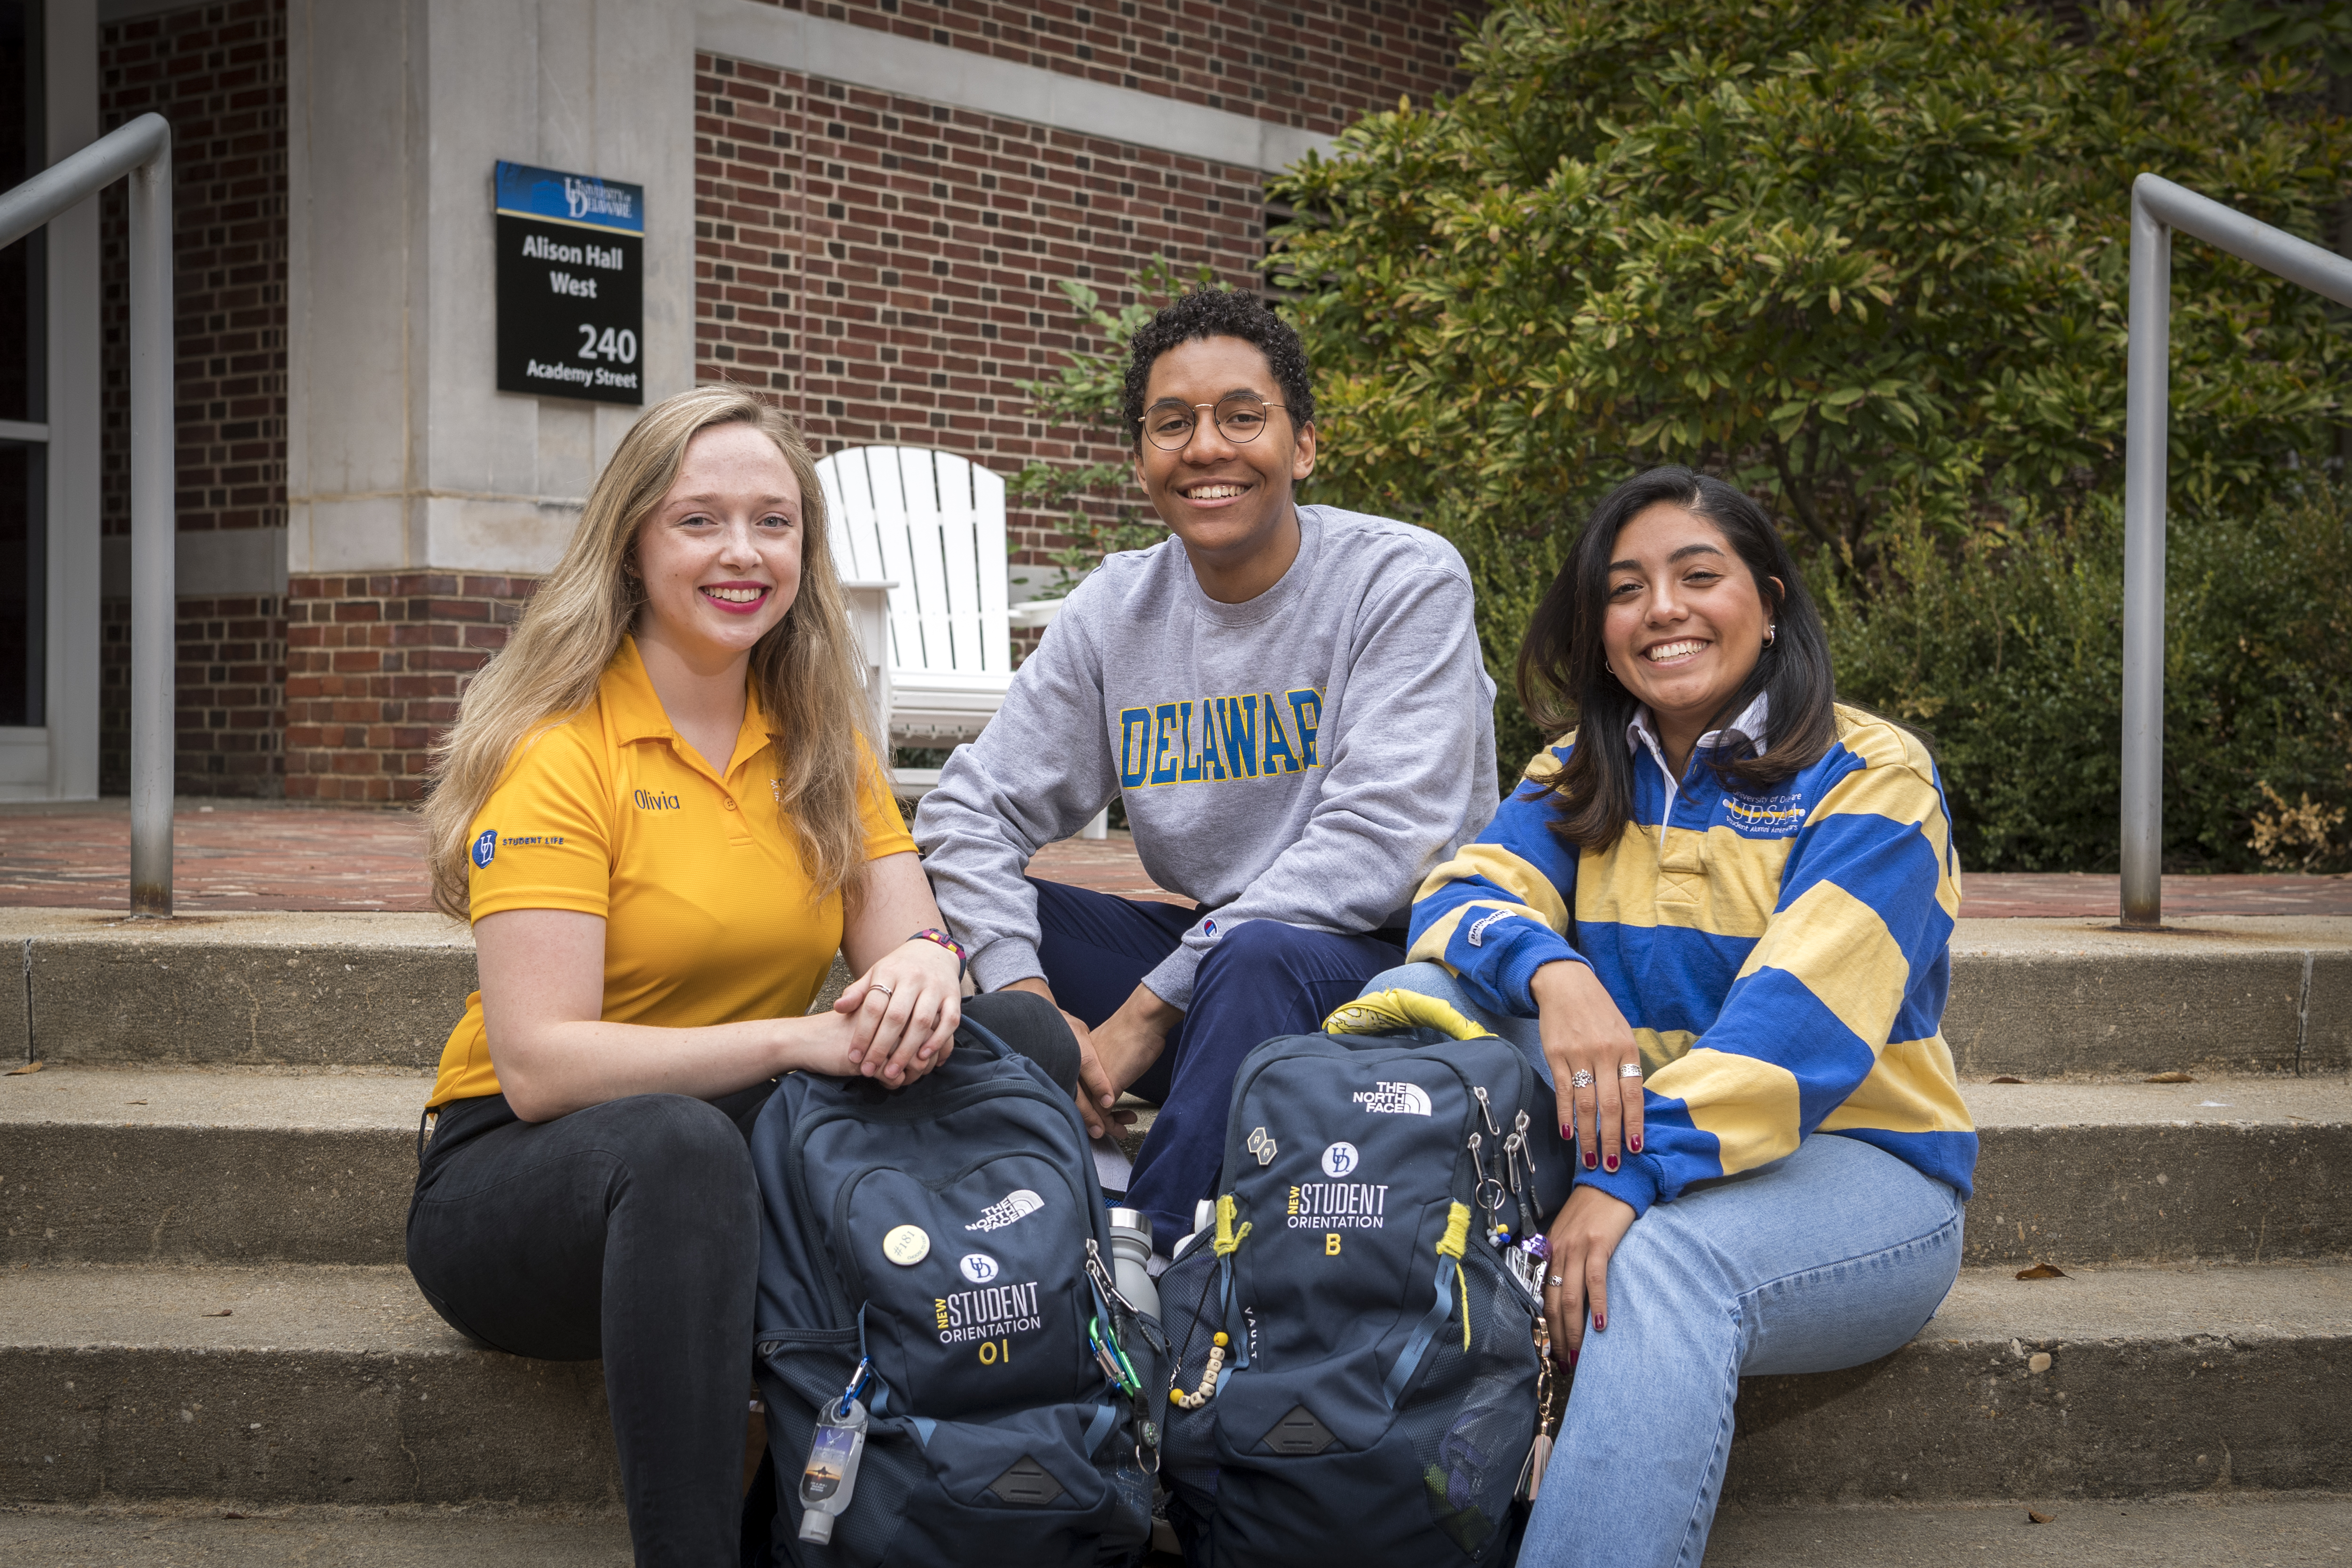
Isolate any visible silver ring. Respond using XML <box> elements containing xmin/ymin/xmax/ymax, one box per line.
<box><xmin>870</xmin><ymin>984</ymin><xmax>894</xmax><ymax>997</ymax></box>
<box><xmin>1546</xmin><ymin>1274</ymin><xmax>1565</xmax><ymax>1287</ymax></box>
<box><xmin>1619</xmin><ymin>1062</ymin><xmax>1644</xmax><ymax>1079</ymax></box>
<box><xmin>1569</xmin><ymin>1069</ymin><xmax>1595</xmax><ymax>1090</ymax></box>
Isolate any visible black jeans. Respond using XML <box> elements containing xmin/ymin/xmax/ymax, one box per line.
<box><xmin>403</xmin><ymin>991</ymin><xmax>1080</xmax><ymax>1568</ymax></box>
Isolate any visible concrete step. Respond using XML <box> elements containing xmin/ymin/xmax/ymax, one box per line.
<box><xmin>0</xmin><ymin>1502</ymin><xmax>630</xmax><ymax>1566</ymax></box>
<box><xmin>0</xmin><ymin>1264</ymin><xmax>621</xmax><ymax>1507</ymax></box>
<box><xmin>1</xmin><ymin>1067</ymin><xmax>425</xmax><ymax>1267</ymax></box>
<box><xmin>8</xmin><ymin>1068</ymin><xmax>2347</xmax><ymax>1268</ymax></box>
<box><xmin>1706</xmin><ymin>1490</ymin><xmax>2352</xmax><ymax>1566</ymax></box>
<box><xmin>1723</xmin><ymin>1261</ymin><xmax>2352</xmax><ymax>1505</ymax></box>
<box><xmin>2</xmin><ymin>911</ymin><xmax>475</xmax><ymax>1072</ymax></box>
<box><xmin>2</xmin><ymin>1261</ymin><xmax>2344</xmax><ymax>1507</ymax></box>
<box><xmin>1960</xmin><ymin>1077</ymin><xmax>2352</xmax><ymax>1265</ymax></box>
<box><xmin>8</xmin><ymin>911</ymin><xmax>2349</xmax><ymax>1078</ymax></box>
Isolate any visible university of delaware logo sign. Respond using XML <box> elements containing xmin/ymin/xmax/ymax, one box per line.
<box><xmin>471</xmin><ymin>829</ymin><xmax>498</xmax><ymax>868</ymax></box>
<box><xmin>1353</xmin><ymin>1080</ymin><xmax>1432</xmax><ymax>1116</ymax></box>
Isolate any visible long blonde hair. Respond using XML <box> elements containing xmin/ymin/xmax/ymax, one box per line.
<box><xmin>422</xmin><ymin>386</ymin><xmax>877</xmax><ymax>919</ymax></box>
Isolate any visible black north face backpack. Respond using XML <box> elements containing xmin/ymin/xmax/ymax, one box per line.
<box><xmin>1155</xmin><ymin>990</ymin><xmax>1572</xmax><ymax>1568</ymax></box>
<box><xmin>749</xmin><ymin>1020</ymin><xmax>1164</xmax><ymax>1567</ymax></box>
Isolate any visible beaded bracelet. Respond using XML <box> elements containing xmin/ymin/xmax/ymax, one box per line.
<box><xmin>908</xmin><ymin>927</ymin><xmax>967</xmax><ymax>975</ymax></box>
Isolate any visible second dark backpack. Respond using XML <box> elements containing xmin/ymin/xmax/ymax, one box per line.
<box><xmin>1155</xmin><ymin>990</ymin><xmax>1571</xmax><ymax>1568</ymax></box>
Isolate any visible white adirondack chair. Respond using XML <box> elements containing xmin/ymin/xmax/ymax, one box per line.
<box><xmin>819</xmin><ymin>444</ymin><xmax>1104</xmax><ymax>836</ymax></box>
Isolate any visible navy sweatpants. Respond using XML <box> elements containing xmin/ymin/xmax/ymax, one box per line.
<box><xmin>1024</xmin><ymin>876</ymin><xmax>1405</xmax><ymax>1254</ymax></box>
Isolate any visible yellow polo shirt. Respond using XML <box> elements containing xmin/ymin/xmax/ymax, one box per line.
<box><xmin>427</xmin><ymin>635</ymin><xmax>914</xmax><ymax>1108</ymax></box>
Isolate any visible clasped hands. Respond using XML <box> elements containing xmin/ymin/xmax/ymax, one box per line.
<box><xmin>825</xmin><ymin>937</ymin><xmax>964</xmax><ymax>1087</ymax></box>
<box><xmin>1006</xmin><ymin>976</ymin><xmax>1180</xmax><ymax>1140</ymax></box>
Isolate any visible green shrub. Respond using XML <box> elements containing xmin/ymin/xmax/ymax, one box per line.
<box><xmin>1822</xmin><ymin>480</ymin><xmax>2352</xmax><ymax>871</ymax></box>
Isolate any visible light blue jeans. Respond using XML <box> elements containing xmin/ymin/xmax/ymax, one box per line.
<box><xmin>1359</xmin><ymin>963</ymin><xmax>1965</xmax><ymax>1568</ymax></box>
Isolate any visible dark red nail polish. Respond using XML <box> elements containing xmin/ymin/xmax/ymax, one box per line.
<box><xmin>1560</xmin><ymin>1124</ymin><xmax>1572</xmax><ymax>1141</ymax></box>
<box><xmin>1629</xmin><ymin>1134</ymin><xmax>1643</xmax><ymax>1153</ymax></box>
<box><xmin>1604</xmin><ymin>1155</ymin><xmax>1619</xmax><ymax>1173</ymax></box>
<box><xmin>1594</xmin><ymin>1313</ymin><xmax>1606</xmax><ymax>1332</ymax></box>
<box><xmin>1567</xmin><ymin>1346</ymin><xmax>1579</xmax><ymax>1367</ymax></box>
<box><xmin>1583</xmin><ymin>1152</ymin><xmax>1597</xmax><ymax>1170</ymax></box>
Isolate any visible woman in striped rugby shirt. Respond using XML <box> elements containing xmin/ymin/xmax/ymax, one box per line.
<box><xmin>1369</xmin><ymin>466</ymin><xmax>1976</xmax><ymax>1568</ymax></box>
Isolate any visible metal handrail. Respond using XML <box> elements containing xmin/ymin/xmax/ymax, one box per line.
<box><xmin>0</xmin><ymin>113</ymin><xmax>175</xmax><ymax>916</ymax></box>
<box><xmin>2121</xmin><ymin>173</ymin><xmax>2352</xmax><ymax>929</ymax></box>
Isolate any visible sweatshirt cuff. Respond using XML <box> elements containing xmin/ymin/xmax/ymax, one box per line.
<box><xmin>969</xmin><ymin>937</ymin><xmax>1047</xmax><ymax>995</ymax></box>
<box><xmin>1574</xmin><ymin>1155</ymin><xmax>1660</xmax><ymax>1220</ymax></box>
<box><xmin>1499</xmin><ymin>933</ymin><xmax>1589</xmax><ymax>1016</ymax></box>
<box><xmin>1139</xmin><ymin>943</ymin><xmax>1202</xmax><ymax>1013</ymax></box>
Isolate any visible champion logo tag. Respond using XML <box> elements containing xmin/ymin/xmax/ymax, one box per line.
<box><xmin>471</xmin><ymin>829</ymin><xmax>498</xmax><ymax>868</ymax></box>
<box><xmin>1200</xmin><ymin>917</ymin><xmax>1219</xmax><ymax>939</ymax></box>
<box><xmin>965</xmin><ymin>1189</ymin><xmax>1045</xmax><ymax>1233</ymax></box>
<box><xmin>1353</xmin><ymin>1080</ymin><xmax>1433</xmax><ymax>1116</ymax></box>
<box><xmin>1465</xmin><ymin>909</ymin><xmax>1515</xmax><ymax>947</ymax></box>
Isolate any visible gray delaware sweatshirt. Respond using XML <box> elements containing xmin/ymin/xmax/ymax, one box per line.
<box><xmin>913</xmin><ymin>503</ymin><xmax>1499</xmax><ymax>1010</ymax></box>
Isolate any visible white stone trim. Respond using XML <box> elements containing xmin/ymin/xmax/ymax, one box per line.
<box><xmin>694</xmin><ymin>0</ymin><xmax>1337</xmax><ymax>171</ymax></box>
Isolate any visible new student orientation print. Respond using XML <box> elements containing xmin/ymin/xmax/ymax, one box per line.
<box><xmin>1408</xmin><ymin>705</ymin><xmax>1977</xmax><ymax>1215</ymax></box>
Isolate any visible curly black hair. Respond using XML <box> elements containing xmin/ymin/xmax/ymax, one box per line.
<box><xmin>1118</xmin><ymin>287</ymin><xmax>1315</xmax><ymax>448</ymax></box>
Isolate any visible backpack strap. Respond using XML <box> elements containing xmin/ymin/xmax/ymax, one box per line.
<box><xmin>1380</xmin><ymin>1201</ymin><xmax>1473</xmax><ymax>1409</ymax></box>
<box><xmin>1214</xmin><ymin>1194</ymin><xmax>1253</xmax><ymax>1371</ymax></box>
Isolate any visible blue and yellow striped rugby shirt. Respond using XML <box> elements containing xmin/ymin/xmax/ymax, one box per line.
<box><xmin>1407</xmin><ymin>703</ymin><xmax>1976</xmax><ymax>1216</ymax></box>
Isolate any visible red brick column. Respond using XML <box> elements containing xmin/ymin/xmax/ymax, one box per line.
<box><xmin>98</xmin><ymin>0</ymin><xmax>290</xmax><ymax>797</ymax></box>
<box><xmin>283</xmin><ymin>575</ymin><xmax>538</xmax><ymax>804</ymax></box>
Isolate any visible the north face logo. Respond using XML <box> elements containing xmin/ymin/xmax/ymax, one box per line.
<box><xmin>966</xmin><ymin>1189</ymin><xmax>1045</xmax><ymax>1232</ymax></box>
<box><xmin>1352</xmin><ymin>1081</ymin><xmax>1432</xmax><ymax>1116</ymax></box>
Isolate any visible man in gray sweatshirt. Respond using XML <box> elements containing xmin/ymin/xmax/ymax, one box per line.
<box><xmin>914</xmin><ymin>289</ymin><xmax>1498</xmax><ymax>1253</ymax></box>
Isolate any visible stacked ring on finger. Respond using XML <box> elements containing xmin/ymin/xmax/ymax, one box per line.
<box><xmin>1569</xmin><ymin>1068</ymin><xmax>1595</xmax><ymax>1089</ymax></box>
<box><xmin>1619</xmin><ymin>1062</ymin><xmax>1644</xmax><ymax>1078</ymax></box>
<box><xmin>870</xmin><ymin>984</ymin><xmax>895</xmax><ymax>997</ymax></box>
<box><xmin>1546</xmin><ymin>1274</ymin><xmax>1566</xmax><ymax>1287</ymax></box>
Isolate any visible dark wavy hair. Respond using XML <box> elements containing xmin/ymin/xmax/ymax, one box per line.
<box><xmin>1518</xmin><ymin>467</ymin><xmax>1839</xmax><ymax>851</ymax></box>
<box><xmin>1119</xmin><ymin>288</ymin><xmax>1315</xmax><ymax>447</ymax></box>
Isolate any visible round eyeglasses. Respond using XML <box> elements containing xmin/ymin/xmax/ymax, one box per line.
<box><xmin>1139</xmin><ymin>394</ymin><xmax>1292</xmax><ymax>451</ymax></box>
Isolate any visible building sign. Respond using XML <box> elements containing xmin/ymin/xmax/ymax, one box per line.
<box><xmin>494</xmin><ymin>161</ymin><xmax>644</xmax><ymax>405</ymax></box>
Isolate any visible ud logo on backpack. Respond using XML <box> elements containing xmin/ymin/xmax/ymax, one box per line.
<box><xmin>1156</xmin><ymin>991</ymin><xmax>1573</xmax><ymax>1568</ymax></box>
<box><xmin>749</xmin><ymin>1019</ymin><xmax>1165</xmax><ymax>1567</ymax></box>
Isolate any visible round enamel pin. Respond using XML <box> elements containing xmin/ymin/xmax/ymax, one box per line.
<box><xmin>882</xmin><ymin>1224</ymin><xmax>931</xmax><ymax>1266</ymax></box>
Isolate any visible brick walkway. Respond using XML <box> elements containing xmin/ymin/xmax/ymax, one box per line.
<box><xmin>0</xmin><ymin>799</ymin><xmax>2345</xmax><ymax>917</ymax></box>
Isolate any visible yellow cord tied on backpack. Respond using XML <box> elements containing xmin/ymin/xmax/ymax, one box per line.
<box><xmin>1437</xmin><ymin>1202</ymin><xmax>1472</xmax><ymax>1351</ymax></box>
<box><xmin>1322</xmin><ymin>989</ymin><xmax>1495</xmax><ymax>1042</ymax></box>
<box><xmin>1212</xmin><ymin>1193</ymin><xmax>1251</xmax><ymax>1257</ymax></box>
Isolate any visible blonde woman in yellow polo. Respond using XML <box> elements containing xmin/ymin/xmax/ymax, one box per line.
<box><xmin>409</xmin><ymin>387</ymin><xmax>985</xmax><ymax>1566</ymax></box>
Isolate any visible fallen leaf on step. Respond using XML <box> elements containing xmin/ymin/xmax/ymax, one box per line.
<box><xmin>2144</xmin><ymin>1071</ymin><xmax>2195</xmax><ymax>1083</ymax></box>
<box><xmin>5</xmin><ymin>1061</ymin><xmax>42</xmax><ymax>1076</ymax></box>
<box><xmin>2027</xmin><ymin>1510</ymin><xmax>2054</xmax><ymax>1524</ymax></box>
<box><xmin>1989</xmin><ymin>1076</ymin><xmax>2026</xmax><ymax>1084</ymax></box>
<box><xmin>125</xmin><ymin>1100</ymin><xmax>146</xmax><ymax>1105</ymax></box>
<box><xmin>201</xmin><ymin>1309</ymin><xmax>232</xmax><ymax>1318</ymax></box>
<box><xmin>2015</xmin><ymin>1263</ymin><xmax>2068</xmax><ymax>1280</ymax></box>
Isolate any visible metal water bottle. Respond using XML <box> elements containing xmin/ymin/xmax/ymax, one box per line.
<box><xmin>1106</xmin><ymin>1206</ymin><xmax>1160</xmax><ymax>1321</ymax></box>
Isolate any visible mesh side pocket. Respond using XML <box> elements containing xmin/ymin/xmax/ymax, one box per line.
<box><xmin>1395</xmin><ymin>1257</ymin><xmax>1538</xmax><ymax>1564</ymax></box>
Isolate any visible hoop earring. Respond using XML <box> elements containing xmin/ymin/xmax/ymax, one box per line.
<box><xmin>1604</xmin><ymin>660</ymin><xmax>1616</xmax><ymax>675</ymax></box>
<box><xmin>1762</xmin><ymin>624</ymin><xmax>1776</xmax><ymax>650</ymax></box>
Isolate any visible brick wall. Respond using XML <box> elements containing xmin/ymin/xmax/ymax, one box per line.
<box><xmin>98</xmin><ymin>0</ymin><xmax>290</xmax><ymax>796</ymax></box>
<box><xmin>693</xmin><ymin>55</ymin><xmax>1283</xmax><ymax>588</ymax></box>
<box><xmin>283</xmin><ymin>575</ymin><xmax>538</xmax><ymax>804</ymax></box>
<box><xmin>751</xmin><ymin>1</ymin><xmax>1474</xmax><ymax>136</ymax></box>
